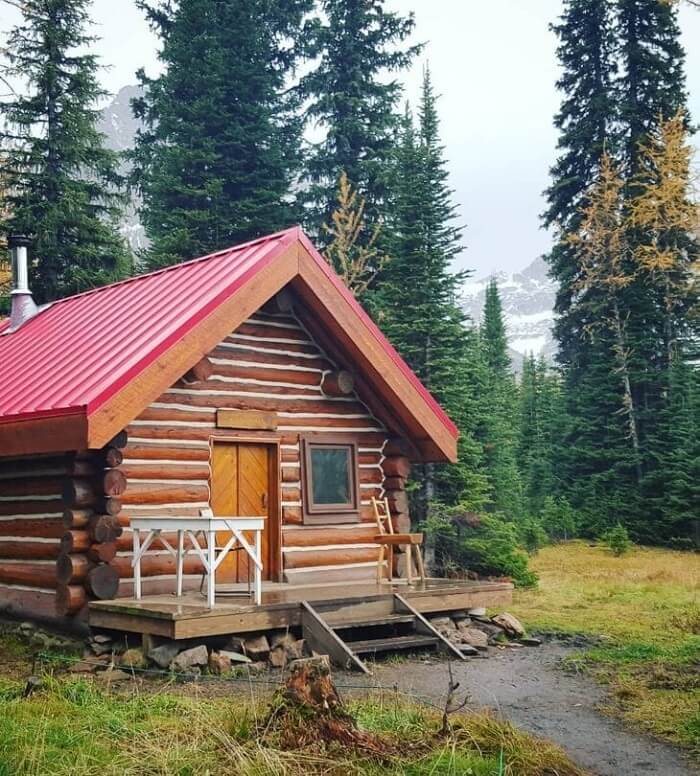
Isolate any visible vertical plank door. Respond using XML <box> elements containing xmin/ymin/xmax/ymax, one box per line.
<box><xmin>210</xmin><ymin>442</ymin><xmax>272</xmax><ymax>583</ymax></box>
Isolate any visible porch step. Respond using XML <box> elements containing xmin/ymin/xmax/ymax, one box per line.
<box><xmin>325</xmin><ymin>613</ymin><xmax>415</xmax><ymax>629</ymax></box>
<box><xmin>346</xmin><ymin>634</ymin><xmax>440</xmax><ymax>655</ymax></box>
<box><xmin>300</xmin><ymin>593</ymin><xmax>466</xmax><ymax>674</ymax></box>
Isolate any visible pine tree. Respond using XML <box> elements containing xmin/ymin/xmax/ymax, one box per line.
<box><xmin>476</xmin><ymin>281</ymin><xmax>523</xmax><ymax>520</ymax></box>
<box><xmin>0</xmin><ymin>0</ymin><xmax>130</xmax><ymax>304</ymax></box>
<box><xmin>617</xmin><ymin>0</ymin><xmax>688</xmax><ymax>177</ymax></box>
<box><xmin>544</xmin><ymin>0</ymin><xmax>618</xmax><ymax>369</ymax></box>
<box><xmin>375</xmin><ymin>73</ymin><xmax>488</xmax><ymax>518</ymax></box>
<box><xmin>132</xmin><ymin>0</ymin><xmax>311</xmax><ymax>269</ymax></box>
<box><xmin>299</xmin><ymin>0</ymin><xmax>421</xmax><ymax>239</ymax></box>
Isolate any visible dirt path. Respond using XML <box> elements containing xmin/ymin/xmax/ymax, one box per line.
<box><xmin>351</xmin><ymin>645</ymin><xmax>697</xmax><ymax>776</ymax></box>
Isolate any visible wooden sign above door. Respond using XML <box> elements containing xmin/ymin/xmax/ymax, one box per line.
<box><xmin>216</xmin><ymin>408</ymin><xmax>278</xmax><ymax>431</ymax></box>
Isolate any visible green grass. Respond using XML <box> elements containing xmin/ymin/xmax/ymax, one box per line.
<box><xmin>0</xmin><ymin>674</ymin><xmax>589</xmax><ymax>776</ymax></box>
<box><xmin>510</xmin><ymin>541</ymin><xmax>700</xmax><ymax>754</ymax></box>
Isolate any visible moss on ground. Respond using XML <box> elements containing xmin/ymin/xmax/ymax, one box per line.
<box><xmin>510</xmin><ymin>542</ymin><xmax>700</xmax><ymax>754</ymax></box>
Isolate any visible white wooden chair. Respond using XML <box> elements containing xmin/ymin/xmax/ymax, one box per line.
<box><xmin>372</xmin><ymin>496</ymin><xmax>426</xmax><ymax>584</ymax></box>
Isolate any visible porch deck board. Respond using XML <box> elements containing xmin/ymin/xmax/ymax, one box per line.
<box><xmin>88</xmin><ymin>579</ymin><xmax>513</xmax><ymax>639</ymax></box>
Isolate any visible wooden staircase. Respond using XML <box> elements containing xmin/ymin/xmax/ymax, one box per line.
<box><xmin>300</xmin><ymin>592</ymin><xmax>465</xmax><ymax>674</ymax></box>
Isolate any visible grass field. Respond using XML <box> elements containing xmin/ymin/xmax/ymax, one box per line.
<box><xmin>0</xmin><ymin>669</ymin><xmax>588</xmax><ymax>776</ymax></box>
<box><xmin>511</xmin><ymin>541</ymin><xmax>700</xmax><ymax>754</ymax></box>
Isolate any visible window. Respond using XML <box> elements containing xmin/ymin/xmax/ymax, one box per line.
<box><xmin>302</xmin><ymin>438</ymin><xmax>359</xmax><ymax>524</ymax></box>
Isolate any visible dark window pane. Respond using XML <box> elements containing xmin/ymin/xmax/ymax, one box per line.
<box><xmin>310</xmin><ymin>447</ymin><xmax>351</xmax><ymax>505</ymax></box>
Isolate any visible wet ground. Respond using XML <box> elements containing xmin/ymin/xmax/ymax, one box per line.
<box><xmin>358</xmin><ymin>644</ymin><xmax>697</xmax><ymax>776</ymax></box>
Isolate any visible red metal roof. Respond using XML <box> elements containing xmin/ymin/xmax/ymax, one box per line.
<box><xmin>0</xmin><ymin>226</ymin><xmax>457</xmax><ymax>441</ymax></box>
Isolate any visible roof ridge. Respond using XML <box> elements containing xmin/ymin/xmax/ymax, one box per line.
<box><xmin>38</xmin><ymin>225</ymin><xmax>300</xmax><ymax>310</ymax></box>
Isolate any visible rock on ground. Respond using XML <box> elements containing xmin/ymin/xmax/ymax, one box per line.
<box><xmin>170</xmin><ymin>644</ymin><xmax>209</xmax><ymax>671</ymax></box>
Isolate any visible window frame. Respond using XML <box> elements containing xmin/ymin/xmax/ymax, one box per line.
<box><xmin>301</xmin><ymin>435</ymin><xmax>360</xmax><ymax>525</ymax></box>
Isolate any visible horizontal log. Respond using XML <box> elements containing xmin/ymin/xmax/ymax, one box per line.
<box><xmin>60</xmin><ymin>530</ymin><xmax>91</xmax><ymax>554</ymax></box>
<box><xmin>0</xmin><ymin>539</ymin><xmax>61</xmax><ymax>560</ymax></box>
<box><xmin>110</xmin><ymin>554</ymin><xmax>203</xmax><ymax>579</ymax></box>
<box><xmin>0</xmin><ymin>499</ymin><xmax>63</xmax><ymax>516</ymax></box>
<box><xmin>284</xmin><ymin>547</ymin><xmax>379</xmax><ymax>570</ymax></box>
<box><xmin>62</xmin><ymin>508</ymin><xmax>94</xmax><ymax>530</ymax></box>
<box><xmin>0</xmin><ymin>477</ymin><xmax>64</xmax><ymax>498</ymax></box>
<box><xmin>100</xmin><ymin>497</ymin><xmax>122</xmax><ymax>516</ymax></box>
<box><xmin>386</xmin><ymin>491</ymin><xmax>409</xmax><ymax>515</ymax></box>
<box><xmin>124</xmin><ymin>425</ymin><xmax>387</xmax><ymax>449</ymax></box>
<box><xmin>210</xmin><ymin>344</ymin><xmax>331</xmax><ymax>372</ymax></box>
<box><xmin>116</xmin><ymin>530</ymin><xmax>206</xmax><ymax>553</ymax></box>
<box><xmin>156</xmin><ymin>392</ymin><xmax>367</xmax><ymax>416</ymax></box>
<box><xmin>101</xmin><ymin>446</ymin><xmax>124</xmax><ymax>469</ymax></box>
<box><xmin>359</xmin><ymin>469</ymin><xmax>384</xmax><ymax>485</ymax></box>
<box><xmin>262</xmin><ymin>287</ymin><xmax>295</xmax><ymax>314</ymax></box>
<box><xmin>108</xmin><ymin>431</ymin><xmax>128</xmax><ymax>449</ymax></box>
<box><xmin>281</xmin><ymin>449</ymin><xmax>300</xmax><ymax>463</ymax></box>
<box><xmin>89</xmin><ymin>515</ymin><xmax>122</xmax><ymax>544</ymax></box>
<box><xmin>182</xmin><ymin>357</ymin><xmax>213</xmax><ymax>384</ymax></box>
<box><xmin>321</xmin><ymin>370</ymin><xmax>354</xmax><ymax>397</ymax></box>
<box><xmin>282</xmin><ymin>506</ymin><xmax>302</xmax><ymax>525</ymax></box>
<box><xmin>62</xmin><ymin>478</ymin><xmax>98</xmax><ymax>508</ymax></box>
<box><xmin>55</xmin><ymin>584</ymin><xmax>87</xmax><ymax>615</ymax></box>
<box><xmin>103</xmin><ymin>469</ymin><xmax>127</xmax><ymax>496</ymax></box>
<box><xmin>122</xmin><ymin>444</ymin><xmax>210</xmax><ymax>462</ymax></box>
<box><xmin>392</xmin><ymin>513</ymin><xmax>411</xmax><ymax>534</ymax></box>
<box><xmin>235</xmin><ymin>319</ymin><xmax>307</xmax><ymax>342</ymax></box>
<box><xmin>283</xmin><ymin>525</ymin><xmax>378</xmax><ymax>547</ymax></box>
<box><xmin>382</xmin><ymin>457</ymin><xmax>411</xmax><ymax>479</ymax></box>
<box><xmin>383</xmin><ymin>476</ymin><xmax>405</xmax><ymax>491</ymax></box>
<box><xmin>281</xmin><ymin>487</ymin><xmax>301</xmax><ymax>503</ymax></box>
<box><xmin>0</xmin><ymin>517</ymin><xmax>64</xmax><ymax>539</ymax></box>
<box><xmin>86</xmin><ymin>564</ymin><xmax>120</xmax><ymax>599</ymax></box>
<box><xmin>0</xmin><ymin>561</ymin><xmax>57</xmax><ymax>588</ymax></box>
<box><xmin>121</xmin><ymin>463</ymin><xmax>210</xmax><ymax>481</ymax></box>
<box><xmin>56</xmin><ymin>553</ymin><xmax>91</xmax><ymax>584</ymax></box>
<box><xmin>0</xmin><ymin>454</ymin><xmax>71</xmax><ymax>479</ymax></box>
<box><xmin>208</xmin><ymin>363</ymin><xmax>321</xmax><ymax>387</ymax></box>
<box><xmin>87</xmin><ymin>542</ymin><xmax>118</xmax><ymax>563</ymax></box>
<box><xmin>121</xmin><ymin>483</ymin><xmax>209</xmax><ymax>506</ymax></box>
<box><xmin>281</xmin><ymin>466</ymin><xmax>300</xmax><ymax>483</ymax></box>
<box><xmin>384</xmin><ymin>439</ymin><xmax>413</xmax><ymax>458</ymax></box>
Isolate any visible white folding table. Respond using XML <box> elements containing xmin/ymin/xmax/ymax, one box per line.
<box><xmin>130</xmin><ymin>515</ymin><xmax>266</xmax><ymax>608</ymax></box>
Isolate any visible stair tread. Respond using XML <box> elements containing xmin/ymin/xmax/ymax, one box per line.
<box><xmin>347</xmin><ymin>634</ymin><xmax>440</xmax><ymax>653</ymax></box>
<box><xmin>327</xmin><ymin>613</ymin><xmax>415</xmax><ymax>629</ymax></box>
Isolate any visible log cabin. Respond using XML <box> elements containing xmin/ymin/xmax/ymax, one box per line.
<box><xmin>0</xmin><ymin>228</ymin><xmax>511</xmax><ymax>662</ymax></box>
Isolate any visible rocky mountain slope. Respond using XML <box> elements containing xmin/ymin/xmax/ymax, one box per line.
<box><xmin>462</xmin><ymin>256</ymin><xmax>557</xmax><ymax>366</ymax></box>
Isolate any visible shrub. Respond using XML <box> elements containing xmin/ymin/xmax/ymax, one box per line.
<box><xmin>424</xmin><ymin>503</ymin><xmax>538</xmax><ymax>587</ymax></box>
<box><xmin>602</xmin><ymin>523</ymin><xmax>632</xmax><ymax>556</ymax></box>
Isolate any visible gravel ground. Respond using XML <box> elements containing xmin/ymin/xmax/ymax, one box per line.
<box><xmin>355</xmin><ymin>643</ymin><xmax>697</xmax><ymax>776</ymax></box>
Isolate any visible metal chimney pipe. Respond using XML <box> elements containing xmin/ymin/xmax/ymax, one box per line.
<box><xmin>8</xmin><ymin>234</ymin><xmax>38</xmax><ymax>332</ymax></box>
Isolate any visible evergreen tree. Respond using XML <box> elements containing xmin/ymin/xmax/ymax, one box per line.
<box><xmin>617</xmin><ymin>0</ymin><xmax>688</xmax><ymax>176</ymax></box>
<box><xmin>375</xmin><ymin>72</ymin><xmax>488</xmax><ymax>518</ymax></box>
<box><xmin>132</xmin><ymin>0</ymin><xmax>311</xmax><ymax>268</ymax></box>
<box><xmin>543</xmin><ymin>0</ymin><xmax>617</xmax><ymax>369</ymax></box>
<box><xmin>0</xmin><ymin>0</ymin><xmax>129</xmax><ymax>304</ymax></box>
<box><xmin>476</xmin><ymin>281</ymin><xmax>523</xmax><ymax>520</ymax></box>
<box><xmin>299</xmin><ymin>0</ymin><xmax>421</xmax><ymax>239</ymax></box>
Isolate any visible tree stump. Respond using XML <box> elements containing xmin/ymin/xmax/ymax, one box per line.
<box><xmin>265</xmin><ymin>656</ymin><xmax>395</xmax><ymax>759</ymax></box>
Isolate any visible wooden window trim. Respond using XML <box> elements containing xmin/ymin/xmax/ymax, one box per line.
<box><xmin>302</xmin><ymin>435</ymin><xmax>360</xmax><ymax>525</ymax></box>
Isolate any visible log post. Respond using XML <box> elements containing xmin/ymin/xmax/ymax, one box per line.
<box><xmin>55</xmin><ymin>584</ymin><xmax>88</xmax><ymax>616</ymax></box>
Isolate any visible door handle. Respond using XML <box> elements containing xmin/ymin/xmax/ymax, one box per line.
<box><xmin>261</xmin><ymin>492</ymin><xmax>267</xmax><ymax>510</ymax></box>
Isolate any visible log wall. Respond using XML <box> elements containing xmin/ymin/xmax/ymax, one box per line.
<box><xmin>0</xmin><ymin>440</ymin><xmax>125</xmax><ymax>622</ymax></box>
<box><xmin>117</xmin><ymin>307</ymin><xmax>411</xmax><ymax>590</ymax></box>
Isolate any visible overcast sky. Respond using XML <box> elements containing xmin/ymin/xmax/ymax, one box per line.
<box><xmin>2</xmin><ymin>1</ymin><xmax>699</xmax><ymax>277</ymax></box>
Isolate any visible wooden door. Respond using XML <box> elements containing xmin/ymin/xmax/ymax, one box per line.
<box><xmin>210</xmin><ymin>442</ymin><xmax>276</xmax><ymax>583</ymax></box>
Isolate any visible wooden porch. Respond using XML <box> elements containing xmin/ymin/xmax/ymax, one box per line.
<box><xmin>88</xmin><ymin>578</ymin><xmax>513</xmax><ymax>641</ymax></box>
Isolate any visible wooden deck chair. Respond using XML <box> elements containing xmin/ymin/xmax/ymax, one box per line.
<box><xmin>372</xmin><ymin>496</ymin><xmax>426</xmax><ymax>584</ymax></box>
